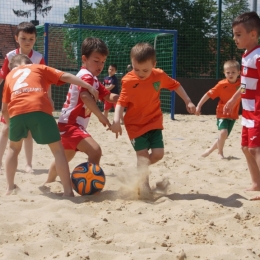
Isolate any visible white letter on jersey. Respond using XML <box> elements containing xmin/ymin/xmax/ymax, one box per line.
<box><xmin>12</xmin><ymin>68</ymin><xmax>31</xmax><ymax>91</ymax></box>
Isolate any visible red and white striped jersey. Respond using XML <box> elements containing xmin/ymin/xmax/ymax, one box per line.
<box><xmin>0</xmin><ymin>49</ymin><xmax>45</xmax><ymax>79</ymax></box>
<box><xmin>241</xmin><ymin>46</ymin><xmax>260</xmax><ymax>128</ymax></box>
<box><xmin>58</xmin><ymin>67</ymin><xmax>110</xmax><ymax>129</ymax></box>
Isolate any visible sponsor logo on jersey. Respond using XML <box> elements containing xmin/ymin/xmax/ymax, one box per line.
<box><xmin>153</xmin><ymin>81</ymin><xmax>161</xmax><ymax>91</ymax></box>
<box><xmin>240</xmin><ymin>83</ymin><xmax>246</xmax><ymax>94</ymax></box>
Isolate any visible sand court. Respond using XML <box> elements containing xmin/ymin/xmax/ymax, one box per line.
<box><xmin>0</xmin><ymin>114</ymin><xmax>260</xmax><ymax>260</ymax></box>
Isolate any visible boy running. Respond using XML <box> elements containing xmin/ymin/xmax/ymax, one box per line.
<box><xmin>195</xmin><ymin>60</ymin><xmax>241</xmax><ymax>158</ymax></box>
<box><xmin>2</xmin><ymin>54</ymin><xmax>99</xmax><ymax>196</ymax></box>
<box><xmin>110</xmin><ymin>42</ymin><xmax>195</xmax><ymax>197</ymax></box>
<box><xmin>45</xmin><ymin>37</ymin><xmax>118</xmax><ymax>186</ymax></box>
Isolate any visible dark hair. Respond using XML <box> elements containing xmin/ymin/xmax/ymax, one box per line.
<box><xmin>232</xmin><ymin>11</ymin><xmax>260</xmax><ymax>36</ymax></box>
<box><xmin>130</xmin><ymin>43</ymin><xmax>156</xmax><ymax>63</ymax></box>
<box><xmin>109</xmin><ymin>64</ymin><xmax>117</xmax><ymax>70</ymax></box>
<box><xmin>15</xmin><ymin>22</ymin><xmax>37</xmax><ymax>36</ymax></box>
<box><xmin>81</xmin><ymin>37</ymin><xmax>109</xmax><ymax>58</ymax></box>
<box><xmin>9</xmin><ymin>54</ymin><xmax>32</xmax><ymax>70</ymax></box>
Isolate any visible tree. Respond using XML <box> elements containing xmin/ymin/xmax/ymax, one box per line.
<box><xmin>13</xmin><ymin>0</ymin><xmax>52</xmax><ymax>25</ymax></box>
<box><xmin>220</xmin><ymin>0</ymin><xmax>250</xmax><ymax>64</ymax></box>
<box><xmin>62</xmin><ymin>0</ymin><xmax>224</xmax><ymax>77</ymax></box>
<box><xmin>64</xmin><ymin>0</ymin><xmax>95</xmax><ymax>24</ymax></box>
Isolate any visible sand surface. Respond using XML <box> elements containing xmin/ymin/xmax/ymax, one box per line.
<box><xmin>0</xmin><ymin>114</ymin><xmax>260</xmax><ymax>260</ymax></box>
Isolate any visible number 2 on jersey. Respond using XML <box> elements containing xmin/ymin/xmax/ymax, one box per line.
<box><xmin>12</xmin><ymin>68</ymin><xmax>31</xmax><ymax>91</ymax></box>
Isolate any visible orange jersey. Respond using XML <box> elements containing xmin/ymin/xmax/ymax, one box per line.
<box><xmin>2</xmin><ymin>64</ymin><xmax>64</xmax><ymax>118</ymax></box>
<box><xmin>207</xmin><ymin>78</ymin><xmax>241</xmax><ymax>120</ymax></box>
<box><xmin>118</xmin><ymin>68</ymin><xmax>180</xmax><ymax>139</ymax></box>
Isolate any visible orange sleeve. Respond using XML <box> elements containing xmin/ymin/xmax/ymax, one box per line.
<box><xmin>42</xmin><ymin>66</ymin><xmax>65</xmax><ymax>86</ymax></box>
<box><xmin>159</xmin><ymin>70</ymin><xmax>180</xmax><ymax>91</ymax></box>
<box><xmin>117</xmin><ymin>74</ymin><xmax>134</xmax><ymax>107</ymax></box>
<box><xmin>207</xmin><ymin>82</ymin><xmax>222</xmax><ymax>99</ymax></box>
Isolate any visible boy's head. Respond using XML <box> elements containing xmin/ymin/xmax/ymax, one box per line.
<box><xmin>9</xmin><ymin>54</ymin><xmax>32</xmax><ymax>70</ymax></box>
<box><xmin>232</xmin><ymin>12</ymin><xmax>260</xmax><ymax>51</ymax></box>
<box><xmin>81</xmin><ymin>37</ymin><xmax>109</xmax><ymax>77</ymax></box>
<box><xmin>15</xmin><ymin>22</ymin><xmax>37</xmax><ymax>53</ymax></box>
<box><xmin>130</xmin><ymin>43</ymin><xmax>156</xmax><ymax>80</ymax></box>
<box><xmin>108</xmin><ymin>64</ymin><xmax>117</xmax><ymax>77</ymax></box>
<box><xmin>223</xmin><ymin>60</ymin><xmax>240</xmax><ymax>84</ymax></box>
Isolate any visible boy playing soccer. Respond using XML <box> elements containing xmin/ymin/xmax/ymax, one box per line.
<box><xmin>110</xmin><ymin>42</ymin><xmax>196</xmax><ymax>197</ymax></box>
<box><xmin>45</xmin><ymin>37</ymin><xmax>118</xmax><ymax>185</ymax></box>
<box><xmin>0</xmin><ymin>22</ymin><xmax>53</xmax><ymax>174</ymax></box>
<box><xmin>223</xmin><ymin>12</ymin><xmax>260</xmax><ymax>200</ymax></box>
<box><xmin>103</xmin><ymin>64</ymin><xmax>119</xmax><ymax>118</ymax></box>
<box><xmin>2</xmin><ymin>54</ymin><xmax>100</xmax><ymax>196</ymax></box>
<box><xmin>195</xmin><ymin>60</ymin><xmax>241</xmax><ymax>159</ymax></box>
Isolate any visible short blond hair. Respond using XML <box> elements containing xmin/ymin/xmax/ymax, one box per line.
<box><xmin>223</xmin><ymin>60</ymin><xmax>240</xmax><ymax>71</ymax></box>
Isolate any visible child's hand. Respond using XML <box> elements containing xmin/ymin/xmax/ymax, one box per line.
<box><xmin>186</xmin><ymin>102</ymin><xmax>196</xmax><ymax>114</ymax></box>
<box><xmin>110</xmin><ymin>121</ymin><xmax>122</xmax><ymax>138</ymax></box>
<box><xmin>223</xmin><ymin>99</ymin><xmax>234</xmax><ymax>115</ymax></box>
<box><xmin>98</xmin><ymin>114</ymin><xmax>111</xmax><ymax>128</ymax></box>
<box><xmin>195</xmin><ymin>106</ymin><xmax>201</xmax><ymax>116</ymax></box>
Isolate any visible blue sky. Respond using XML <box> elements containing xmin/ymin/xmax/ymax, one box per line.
<box><xmin>0</xmin><ymin>0</ymin><xmax>258</xmax><ymax>25</ymax></box>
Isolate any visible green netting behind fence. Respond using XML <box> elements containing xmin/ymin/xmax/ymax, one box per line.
<box><xmin>35</xmin><ymin>24</ymin><xmax>176</xmax><ymax>112</ymax></box>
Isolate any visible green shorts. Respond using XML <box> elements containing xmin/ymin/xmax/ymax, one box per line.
<box><xmin>130</xmin><ymin>129</ymin><xmax>164</xmax><ymax>151</ymax></box>
<box><xmin>9</xmin><ymin>111</ymin><xmax>60</xmax><ymax>144</ymax></box>
<box><xmin>216</xmin><ymin>118</ymin><xmax>236</xmax><ymax>136</ymax></box>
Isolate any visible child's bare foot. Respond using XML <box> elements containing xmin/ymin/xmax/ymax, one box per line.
<box><xmin>6</xmin><ymin>184</ymin><xmax>20</xmax><ymax>195</ymax></box>
<box><xmin>62</xmin><ymin>191</ymin><xmax>75</xmax><ymax>197</ymax></box>
<box><xmin>201</xmin><ymin>149</ymin><xmax>211</xmax><ymax>157</ymax></box>
<box><xmin>138</xmin><ymin>181</ymin><xmax>153</xmax><ymax>200</ymax></box>
<box><xmin>25</xmin><ymin>165</ymin><xmax>34</xmax><ymax>173</ymax></box>
<box><xmin>218</xmin><ymin>153</ymin><xmax>225</xmax><ymax>159</ymax></box>
<box><xmin>246</xmin><ymin>184</ymin><xmax>260</xmax><ymax>191</ymax></box>
<box><xmin>0</xmin><ymin>168</ymin><xmax>3</xmax><ymax>175</ymax></box>
<box><xmin>250</xmin><ymin>194</ymin><xmax>260</xmax><ymax>201</ymax></box>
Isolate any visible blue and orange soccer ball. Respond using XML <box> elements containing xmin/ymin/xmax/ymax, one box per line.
<box><xmin>71</xmin><ymin>162</ymin><xmax>106</xmax><ymax>195</ymax></box>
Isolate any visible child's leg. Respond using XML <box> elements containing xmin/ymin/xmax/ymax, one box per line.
<box><xmin>201</xmin><ymin>139</ymin><xmax>218</xmax><ymax>157</ymax></box>
<box><xmin>243</xmin><ymin>146</ymin><xmax>260</xmax><ymax>191</ymax></box>
<box><xmin>45</xmin><ymin>149</ymin><xmax>75</xmax><ymax>183</ymax></box>
<box><xmin>5</xmin><ymin>139</ymin><xmax>23</xmax><ymax>194</ymax></box>
<box><xmin>136</xmin><ymin>148</ymin><xmax>163</xmax><ymax>190</ymax></box>
<box><xmin>136</xmin><ymin>148</ymin><xmax>164</xmax><ymax>166</ymax></box>
<box><xmin>0</xmin><ymin>124</ymin><xmax>9</xmax><ymax>173</ymax></box>
<box><xmin>103</xmin><ymin>109</ymin><xmax>109</xmax><ymax>118</ymax></box>
<box><xmin>48</xmin><ymin>141</ymin><xmax>74</xmax><ymax>197</ymax></box>
<box><xmin>201</xmin><ymin>129</ymin><xmax>228</xmax><ymax>158</ymax></box>
<box><xmin>23</xmin><ymin>131</ymin><xmax>33</xmax><ymax>173</ymax></box>
<box><xmin>77</xmin><ymin>136</ymin><xmax>102</xmax><ymax>165</ymax></box>
<box><xmin>217</xmin><ymin>129</ymin><xmax>228</xmax><ymax>158</ymax></box>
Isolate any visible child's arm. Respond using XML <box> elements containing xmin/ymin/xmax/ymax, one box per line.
<box><xmin>105</xmin><ymin>84</ymin><xmax>115</xmax><ymax>91</ymax></box>
<box><xmin>174</xmin><ymin>85</ymin><xmax>196</xmax><ymax>114</ymax></box>
<box><xmin>103</xmin><ymin>93</ymin><xmax>119</xmax><ymax>103</ymax></box>
<box><xmin>60</xmin><ymin>73</ymin><xmax>99</xmax><ymax>101</ymax></box>
<box><xmin>195</xmin><ymin>93</ymin><xmax>210</xmax><ymax>116</ymax></box>
<box><xmin>80</xmin><ymin>91</ymin><xmax>111</xmax><ymax>127</ymax></box>
<box><xmin>110</xmin><ymin>105</ymin><xmax>124</xmax><ymax>138</ymax></box>
<box><xmin>223</xmin><ymin>87</ymin><xmax>241</xmax><ymax>115</ymax></box>
<box><xmin>1</xmin><ymin>103</ymin><xmax>9</xmax><ymax>125</ymax></box>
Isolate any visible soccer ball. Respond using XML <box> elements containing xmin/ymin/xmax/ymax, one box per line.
<box><xmin>71</xmin><ymin>162</ymin><xmax>106</xmax><ymax>195</ymax></box>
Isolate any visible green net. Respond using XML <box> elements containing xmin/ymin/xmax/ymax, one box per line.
<box><xmin>35</xmin><ymin>24</ymin><xmax>176</xmax><ymax>113</ymax></box>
